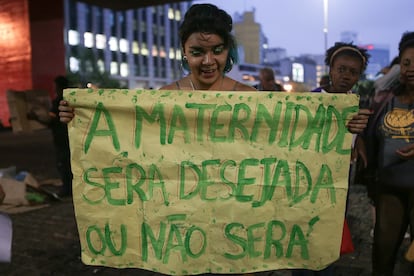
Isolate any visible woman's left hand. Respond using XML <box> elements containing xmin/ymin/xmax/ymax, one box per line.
<box><xmin>396</xmin><ymin>143</ymin><xmax>414</xmax><ymax>159</ymax></box>
<box><xmin>347</xmin><ymin>108</ymin><xmax>373</xmax><ymax>134</ymax></box>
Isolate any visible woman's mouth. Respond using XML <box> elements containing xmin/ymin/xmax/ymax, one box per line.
<box><xmin>200</xmin><ymin>68</ymin><xmax>217</xmax><ymax>78</ymax></box>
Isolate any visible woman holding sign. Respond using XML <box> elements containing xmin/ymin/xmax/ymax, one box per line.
<box><xmin>292</xmin><ymin>43</ymin><xmax>372</xmax><ymax>276</ymax></box>
<box><xmin>58</xmin><ymin>3</ymin><xmax>371</xmax><ymax>276</ymax></box>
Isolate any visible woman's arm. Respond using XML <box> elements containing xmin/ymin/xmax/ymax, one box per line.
<box><xmin>58</xmin><ymin>100</ymin><xmax>75</xmax><ymax>123</ymax></box>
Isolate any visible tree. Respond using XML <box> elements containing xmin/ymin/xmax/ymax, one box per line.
<box><xmin>67</xmin><ymin>48</ymin><xmax>125</xmax><ymax>89</ymax></box>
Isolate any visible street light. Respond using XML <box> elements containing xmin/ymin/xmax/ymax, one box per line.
<box><xmin>323</xmin><ymin>0</ymin><xmax>329</xmax><ymax>72</ymax></box>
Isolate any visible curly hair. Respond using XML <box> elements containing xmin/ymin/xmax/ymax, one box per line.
<box><xmin>393</xmin><ymin>31</ymin><xmax>414</xmax><ymax>95</ymax></box>
<box><xmin>179</xmin><ymin>4</ymin><xmax>238</xmax><ymax>73</ymax></box>
<box><xmin>325</xmin><ymin>42</ymin><xmax>370</xmax><ymax>72</ymax></box>
<box><xmin>398</xmin><ymin>31</ymin><xmax>414</xmax><ymax>57</ymax></box>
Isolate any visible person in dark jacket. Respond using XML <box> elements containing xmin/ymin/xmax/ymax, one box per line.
<box><xmin>28</xmin><ymin>76</ymin><xmax>73</xmax><ymax>197</ymax></box>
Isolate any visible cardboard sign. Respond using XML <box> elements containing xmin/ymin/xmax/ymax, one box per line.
<box><xmin>66</xmin><ymin>89</ymin><xmax>358</xmax><ymax>275</ymax></box>
<box><xmin>6</xmin><ymin>89</ymin><xmax>50</xmax><ymax>132</ymax></box>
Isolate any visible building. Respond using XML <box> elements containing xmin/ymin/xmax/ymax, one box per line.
<box><xmin>340</xmin><ymin>31</ymin><xmax>359</xmax><ymax>44</ymax></box>
<box><xmin>302</xmin><ymin>54</ymin><xmax>326</xmax><ymax>88</ymax></box>
<box><xmin>233</xmin><ymin>10</ymin><xmax>264</xmax><ymax>65</ymax></box>
<box><xmin>359</xmin><ymin>44</ymin><xmax>390</xmax><ymax>79</ymax></box>
<box><xmin>0</xmin><ymin>0</ymin><xmax>184</xmax><ymax>128</ymax></box>
<box><xmin>263</xmin><ymin>47</ymin><xmax>287</xmax><ymax>65</ymax></box>
<box><xmin>226</xmin><ymin>63</ymin><xmax>263</xmax><ymax>87</ymax></box>
<box><xmin>64</xmin><ymin>0</ymin><xmax>192</xmax><ymax>89</ymax></box>
<box><xmin>277</xmin><ymin>57</ymin><xmax>317</xmax><ymax>91</ymax></box>
<box><xmin>340</xmin><ymin>31</ymin><xmax>390</xmax><ymax>79</ymax></box>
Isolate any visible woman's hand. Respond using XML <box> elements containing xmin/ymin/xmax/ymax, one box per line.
<box><xmin>58</xmin><ymin>100</ymin><xmax>75</xmax><ymax>123</ymax></box>
<box><xmin>396</xmin><ymin>143</ymin><xmax>414</xmax><ymax>159</ymax></box>
<box><xmin>347</xmin><ymin>108</ymin><xmax>373</xmax><ymax>134</ymax></box>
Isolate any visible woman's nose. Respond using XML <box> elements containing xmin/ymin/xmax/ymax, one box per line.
<box><xmin>202</xmin><ymin>52</ymin><xmax>213</xmax><ymax>64</ymax></box>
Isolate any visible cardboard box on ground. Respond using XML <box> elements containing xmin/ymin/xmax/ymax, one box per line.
<box><xmin>6</xmin><ymin>89</ymin><xmax>51</xmax><ymax>133</ymax></box>
<box><xmin>0</xmin><ymin>166</ymin><xmax>62</xmax><ymax>214</ymax></box>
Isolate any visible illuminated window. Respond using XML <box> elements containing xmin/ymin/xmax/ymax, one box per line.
<box><xmin>120</xmin><ymin>63</ymin><xmax>128</xmax><ymax>77</ymax></box>
<box><xmin>169</xmin><ymin>48</ymin><xmax>175</xmax><ymax>59</ymax></box>
<box><xmin>68</xmin><ymin>30</ymin><xmax>79</xmax><ymax>46</ymax></box>
<box><xmin>69</xmin><ymin>57</ymin><xmax>79</xmax><ymax>72</ymax></box>
<box><xmin>84</xmin><ymin>32</ymin><xmax>93</xmax><ymax>48</ymax></box>
<box><xmin>96</xmin><ymin>34</ymin><xmax>106</xmax><ymax>49</ymax></box>
<box><xmin>292</xmin><ymin>63</ymin><xmax>304</xmax><ymax>83</ymax></box>
<box><xmin>109</xmin><ymin>37</ymin><xmax>118</xmax><ymax>51</ymax></box>
<box><xmin>176</xmin><ymin>49</ymin><xmax>182</xmax><ymax>60</ymax></box>
<box><xmin>141</xmin><ymin>43</ymin><xmax>149</xmax><ymax>56</ymax></box>
<box><xmin>159</xmin><ymin>47</ymin><xmax>166</xmax><ymax>58</ymax></box>
<box><xmin>132</xmin><ymin>41</ymin><xmax>140</xmax><ymax>54</ymax></box>
<box><xmin>110</xmin><ymin>62</ymin><xmax>118</xmax><ymax>75</ymax></box>
<box><xmin>97</xmin><ymin>59</ymin><xmax>105</xmax><ymax>73</ymax></box>
<box><xmin>168</xmin><ymin>8</ymin><xmax>174</xmax><ymax>20</ymax></box>
<box><xmin>152</xmin><ymin>46</ymin><xmax>158</xmax><ymax>56</ymax></box>
<box><xmin>175</xmin><ymin>10</ymin><xmax>181</xmax><ymax>21</ymax></box>
<box><xmin>119</xmin><ymin>38</ymin><xmax>129</xmax><ymax>53</ymax></box>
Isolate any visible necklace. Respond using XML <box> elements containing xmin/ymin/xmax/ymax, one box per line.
<box><xmin>189</xmin><ymin>78</ymin><xmax>197</xmax><ymax>90</ymax></box>
<box><xmin>189</xmin><ymin>77</ymin><xmax>224</xmax><ymax>91</ymax></box>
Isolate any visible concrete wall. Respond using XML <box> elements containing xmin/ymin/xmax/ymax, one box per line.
<box><xmin>0</xmin><ymin>0</ymin><xmax>32</xmax><ymax>127</ymax></box>
<box><xmin>29</xmin><ymin>0</ymin><xmax>65</xmax><ymax>99</ymax></box>
<box><xmin>0</xmin><ymin>0</ymin><xmax>65</xmax><ymax>127</ymax></box>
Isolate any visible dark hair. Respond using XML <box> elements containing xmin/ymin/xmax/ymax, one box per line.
<box><xmin>259</xmin><ymin>67</ymin><xmax>275</xmax><ymax>81</ymax></box>
<box><xmin>398</xmin><ymin>31</ymin><xmax>414</xmax><ymax>58</ymax></box>
<box><xmin>179</xmin><ymin>4</ymin><xmax>238</xmax><ymax>73</ymax></box>
<box><xmin>325</xmin><ymin>42</ymin><xmax>370</xmax><ymax>72</ymax></box>
<box><xmin>394</xmin><ymin>31</ymin><xmax>414</xmax><ymax>95</ymax></box>
<box><xmin>389</xmin><ymin>56</ymin><xmax>399</xmax><ymax>66</ymax></box>
<box><xmin>54</xmin><ymin>75</ymin><xmax>69</xmax><ymax>89</ymax></box>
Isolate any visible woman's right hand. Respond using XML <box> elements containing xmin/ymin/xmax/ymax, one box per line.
<box><xmin>58</xmin><ymin>100</ymin><xmax>74</xmax><ymax>123</ymax></box>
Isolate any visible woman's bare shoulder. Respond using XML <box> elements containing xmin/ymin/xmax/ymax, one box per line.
<box><xmin>235</xmin><ymin>81</ymin><xmax>257</xmax><ymax>91</ymax></box>
<box><xmin>159</xmin><ymin>83</ymin><xmax>177</xmax><ymax>90</ymax></box>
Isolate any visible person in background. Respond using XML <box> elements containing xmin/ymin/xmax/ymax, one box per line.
<box><xmin>29</xmin><ymin>76</ymin><xmax>73</xmax><ymax>197</ymax></box>
<box><xmin>254</xmin><ymin>67</ymin><xmax>284</xmax><ymax>91</ymax></box>
<box><xmin>361</xmin><ymin>31</ymin><xmax>414</xmax><ymax>276</ymax></box>
<box><xmin>51</xmin><ymin>76</ymin><xmax>73</xmax><ymax>197</ymax></box>
<box><xmin>318</xmin><ymin>74</ymin><xmax>330</xmax><ymax>90</ymax></box>
<box><xmin>292</xmin><ymin>42</ymin><xmax>372</xmax><ymax>276</ymax></box>
<box><xmin>373</xmin><ymin>56</ymin><xmax>400</xmax><ymax>95</ymax></box>
<box><xmin>0</xmin><ymin>184</ymin><xmax>4</xmax><ymax>204</ymax></box>
<box><xmin>313</xmin><ymin>42</ymin><xmax>368</xmax><ymax>95</ymax></box>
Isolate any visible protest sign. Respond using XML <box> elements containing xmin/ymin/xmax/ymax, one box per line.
<box><xmin>66</xmin><ymin>89</ymin><xmax>358</xmax><ymax>275</ymax></box>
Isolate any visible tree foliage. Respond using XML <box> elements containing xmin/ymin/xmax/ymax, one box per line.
<box><xmin>66</xmin><ymin>48</ymin><xmax>125</xmax><ymax>89</ymax></box>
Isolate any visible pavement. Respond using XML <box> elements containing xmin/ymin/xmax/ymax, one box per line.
<box><xmin>0</xmin><ymin>129</ymin><xmax>412</xmax><ymax>275</ymax></box>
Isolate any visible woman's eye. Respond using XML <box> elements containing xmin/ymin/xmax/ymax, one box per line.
<box><xmin>402</xmin><ymin>59</ymin><xmax>411</xmax><ymax>67</ymax></box>
<box><xmin>213</xmin><ymin>47</ymin><xmax>224</xmax><ymax>55</ymax></box>
<box><xmin>189</xmin><ymin>50</ymin><xmax>202</xmax><ymax>57</ymax></box>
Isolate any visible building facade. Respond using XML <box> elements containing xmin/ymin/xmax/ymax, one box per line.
<box><xmin>64</xmin><ymin>0</ymin><xmax>192</xmax><ymax>89</ymax></box>
<box><xmin>233</xmin><ymin>10</ymin><xmax>264</xmax><ymax>65</ymax></box>
<box><xmin>359</xmin><ymin>44</ymin><xmax>390</xmax><ymax>79</ymax></box>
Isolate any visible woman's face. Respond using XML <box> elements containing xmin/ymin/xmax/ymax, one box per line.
<box><xmin>329</xmin><ymin>55</ymin><xmax>362</xmax><ymax>93</ymax></box>
<box><xmin>183</xmin><ymin>32</ymin><xmax>229</xmax><ymax>89</ymax></box>
<box><xmin>400</xmin><ymin>47</ymin><xmax>414</xmax><ymax>88</ymax></box>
